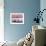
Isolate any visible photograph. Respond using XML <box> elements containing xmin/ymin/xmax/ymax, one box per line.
<box><xmin>10</xmin><ymin>13</ymin><xmax>24</xmax><ymax>24</ymax></box>
<box><xmin>0</xmin><ymin>0</ymin><xmax>45</xmax><ymax>46</ymax></box>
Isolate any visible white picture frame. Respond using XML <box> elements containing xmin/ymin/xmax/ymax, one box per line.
<box><xmin>10</xmin><ymin>13</ymin><xmax>24</xmax><ymax>24</ymax></box>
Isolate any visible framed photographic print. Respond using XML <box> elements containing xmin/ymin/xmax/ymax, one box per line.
<box><xmin>10</xmin><ymin>13</ymin><xmax>24</xmax><ymax>24</ymax></box>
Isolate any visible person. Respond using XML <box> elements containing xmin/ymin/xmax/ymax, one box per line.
<box><xmin>34</xmin><ymin>16</ymin><xmax>40</xmax><ymax>23</ymax></box>
<box><xmin>36</xmin><ymin>16</ymin><xmax>40</xmax><ymax>23</ymax></box>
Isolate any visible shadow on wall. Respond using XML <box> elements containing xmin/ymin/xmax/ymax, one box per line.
<box><xmin>4</xmin><ymin>0</ymin><xmax>40</xmax><ymax>42</ymax></box>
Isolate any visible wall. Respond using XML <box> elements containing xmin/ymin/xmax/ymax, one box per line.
<box><xmin>4</xmin><ymin>0</ymin><xmax>40</xmax><ymax>42</ymax></box>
